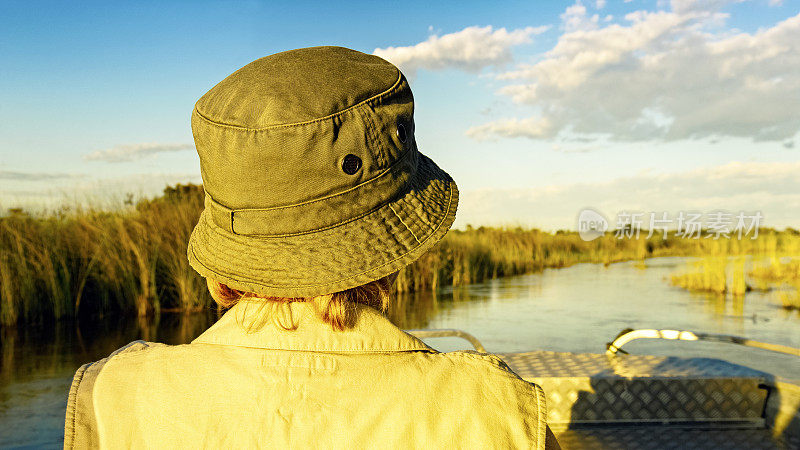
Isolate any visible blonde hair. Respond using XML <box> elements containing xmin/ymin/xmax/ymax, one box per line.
<box><xmin>206</xmin><ymin>275</ymin><xmax>394</xmax><ymax>331</ymax></box>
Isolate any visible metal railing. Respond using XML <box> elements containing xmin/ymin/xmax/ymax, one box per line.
<box><xmin>405</xmin><ymin>329</ymin><xmax>487</xmax><ymax>353</ymax></box>
<box><xmin>606</xmin><ymin>328</ymin><xmax>800</xmax><ymax>357</ymax></box>
<box><xmin>406</xmin><ymin>327</ymin><xmax>800</xmax><ymax>358</ymax></box>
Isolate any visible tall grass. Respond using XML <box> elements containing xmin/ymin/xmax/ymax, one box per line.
<box><xmin>669</xmin><ymin>236</ymin><xmax>800</xmax><ymax>310</ymax></box>
<box><xmin>0</xmin><ymin>185</ymin><xmax>206</xmax><ymax>325</ymax></box>
<box><xmin>670</xmin><ymin>256</ymin><xmax>748</xmax><ymax>296</ymax></box>
<box><xmin>3</xmin><ymin>183</ymin><xmax>800</xmax><ymax>325</ymax></box>
<box><xmin>750</xmin><ymin>257</ymin><xmax>800</xmax><ymax>310</ymax></box>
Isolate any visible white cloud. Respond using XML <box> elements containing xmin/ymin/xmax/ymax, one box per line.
<box><xmin>596</xmin><ymin>0</ymin><xmax>607</xmax><ymax>9</ymax></box>
<box><xmin>468</xmin><ymin>3</ymin><xmax>800</xmax><ymax>144</ymax></box>
<box><xmin>373</xmin><ymin>25</ymin><xmax>549</xmax><ymax>77</ymax></box>
<box><xmin>0</xmin><ymin>170</ymin><xmax>80</xmax><ymax>181</ymax></box>
<box><xmin>669</xmin><ymin>0</ymin><xmax>742</xmax><ymax>14</ymax></box>
<box><xmin>84</xmin><ymin>143</ymin><xmax>194</xmax><ymax>163</ymax></box>
<box><xmin>466</xmin><ymin>117</ymin><xmax>554</xmax><ymax>140</ymax></box>
<box><xmin>562</xmin><ymin>2</ymin><xmax>600</xmax><ymax>32</ymax></box>
<box><xmin>454</xmin><ymin>161</ymin><xmax>800</xmax><ymax>230</ymax></box>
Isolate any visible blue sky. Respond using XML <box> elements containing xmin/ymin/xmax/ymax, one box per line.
<box><xmin>1</xmin><ymin>0</ymin><xmax>799</xmax><ymax>229</ymax></box>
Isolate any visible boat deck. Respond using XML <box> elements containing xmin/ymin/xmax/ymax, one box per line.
<box><xmin>499</xmin><ymin>351</ymin><xmax>800</xmax><ymax>449</ymax></box>
<box><xmin>553</xmin><ymin>426</ymin><xmax>793</xmax><ymax>449</ymax></box>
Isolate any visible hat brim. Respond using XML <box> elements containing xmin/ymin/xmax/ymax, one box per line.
<box><xmin>187</xmin><ymin>151</ymin><xmax>458</xmax><ymax>298</ymax></box>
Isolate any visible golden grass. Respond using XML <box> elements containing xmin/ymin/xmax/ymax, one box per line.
<box><xmin>669</xmin><ymin>240</ymin><xmax>800</xmax><ymax>310</ymax></box>
<box><xmin>0</xmin><ymin>185</ymin><xmax>206</xmax><ymax>325</ymax></box>
<box><xmin>3</xmin><ymin>183</ymin><xmax>800</xmax><ymax>325</ymax></box>
<box><xmin>670</xmin><ymin>256</ymin><xmax>749</xmax><ymax>296</ymax></box>
<box><xmin>750</xmin><ymin>257</ymin><xmax>800</xmax><ymax>310</ymax></box>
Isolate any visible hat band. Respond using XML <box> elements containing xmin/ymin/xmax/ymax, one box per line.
<box><xmin>206</xmin><ymin>148</ymin><xmax>417</xmax><ymax>237</ymax></box>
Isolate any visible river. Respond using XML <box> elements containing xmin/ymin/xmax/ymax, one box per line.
<box><xmin>1</xmin><ymin>257</ymin><xmax>797</xmax><ymax>447</ymax></box>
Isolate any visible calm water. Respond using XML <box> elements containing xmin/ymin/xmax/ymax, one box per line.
<box><xmin>1</xmin><ymin>257</ymin><xmax>798</xmax><ymax>448</ymax></box>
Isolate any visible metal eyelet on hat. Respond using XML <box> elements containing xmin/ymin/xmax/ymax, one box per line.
<box><xmin>396</xmin><ymin>123</ymin><xmax>407</xmax><ymax>144</ymax></box>
<box><xmin>342</xmin><ymin>154</ymin><xmax>362</xmax><ymax>175</ymax></box>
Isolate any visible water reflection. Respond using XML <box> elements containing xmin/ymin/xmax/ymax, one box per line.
<box><xmin>0</xmin><ymin>310</ymin><xmax>218</xmax><ymax>448</ymax></box>
<box><xmin>415</xmin><ymin>257</ymin><xmax>799</xmax><ymax>381</ymax></box>
<box><xmin>1</xmin><ymin>310</ymin><xmax>218</xmax><ymax>384</ymax></box>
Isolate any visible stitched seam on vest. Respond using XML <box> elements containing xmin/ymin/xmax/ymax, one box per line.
<box><xmin>188</xmin><ymin>179</ymin><xmax>455</xmax><ymax>288</ymax></box>
<box><xmin>65</xmin><ymin>363</ymin><xmax>88</xmax><ymax>450</ymax></box>
<box><xmin>176</xmin><ymin>341</ymin><xmax>436</xmax><ymax>353</ymax></box>
<box><xmin>194</xmin><ymin>70</ymin><xmax>403</xmax><ymax>131</ymax></box>
<box><xmin>535</xmin><ymin>383</ymin><xmax>547</xmax><ymax>449</ymax></box>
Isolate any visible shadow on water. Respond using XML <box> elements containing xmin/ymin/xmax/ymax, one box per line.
<box><xmin>389</xmin><ymin>284</ymin><xmax>497</xmax><ymax>329</ymax></box>
<box><xmin>0</xmin><ymin>310</ymin><xmax>218</xmax><ymax>448</ymax></box>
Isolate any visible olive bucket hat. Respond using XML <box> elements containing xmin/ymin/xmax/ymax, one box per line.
<box><xmin>187</xmin><ymin>46</ymin><xmax>459</xmax><ymax>298</ymax></box>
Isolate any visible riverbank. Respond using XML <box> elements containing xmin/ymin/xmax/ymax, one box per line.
<box><xmin>3</xmin><ymin>183</ymin><xmax>800</xmax><ymax>325</ymax></box>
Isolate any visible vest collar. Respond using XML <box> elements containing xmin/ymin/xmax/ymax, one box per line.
<box><xmin>192</xmin><ymin>300</ymin><xmax>434</xmax><ymax>353</ymax></box>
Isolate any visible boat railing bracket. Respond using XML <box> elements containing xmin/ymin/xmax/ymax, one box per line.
<box><xmin>404</xmin><ymin>329</ymin><xmax>488</xmax><ymax>353</ymax></box>
<box><xmin>606</xmin><ymin>328</ymin><xmax>800</xmax><ymax>357</ymax></box>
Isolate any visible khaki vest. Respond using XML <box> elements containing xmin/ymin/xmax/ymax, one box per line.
<box><xmin>65</xmin><ymin>302</ymin><xmax>549</xmax><ymax>449</ymax></box>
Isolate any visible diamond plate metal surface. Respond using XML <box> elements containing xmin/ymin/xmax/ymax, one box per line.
<box><xmin>499</xmin><ymin>351</ymin><xmax>770</xmax><ymax>425</ymax></box>
<box><xmin>501</xmin><ymin>351</ymin><xmax>770</xmax><ymax>379</ymax></box>
<box><xmin>553</xmin><ymin>426</ymin><xmax>800</xmax><ymax>450</ymax></box>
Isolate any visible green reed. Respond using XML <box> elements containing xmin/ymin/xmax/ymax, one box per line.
<box><xmin>2</xmin><ymin>183</ymin><xmax>800</xmax><ymax>325</ymax></box>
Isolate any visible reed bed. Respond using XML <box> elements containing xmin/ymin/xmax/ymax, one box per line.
<box><xmin>0</xmin><ymin>185</ymin><xmax>206</xmax><ymax>325</ymax></box>
<box><xmin>670</xmin><ymin>257</ymin><xmax>749</xmax><ymax>296</ymax></box>
<box><xmin>669</xmin><ymin>237</ymin><xmax>800</xmax><ymax>310</ymax></box>
<box><xmin>749</xmin><ymin>257</ymin><xmax>800</xmax><ymax>310</ymax></box>
<box><xmin>3</xmin><ymin>184</ymin><xmax>800</xmax><ymax>325</ymax></box>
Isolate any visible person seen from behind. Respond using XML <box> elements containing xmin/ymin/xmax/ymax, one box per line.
<box><xmin>64</xmin><ymin>46</ymin><xmax>559</xmax><ymax>449</ymax></box>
